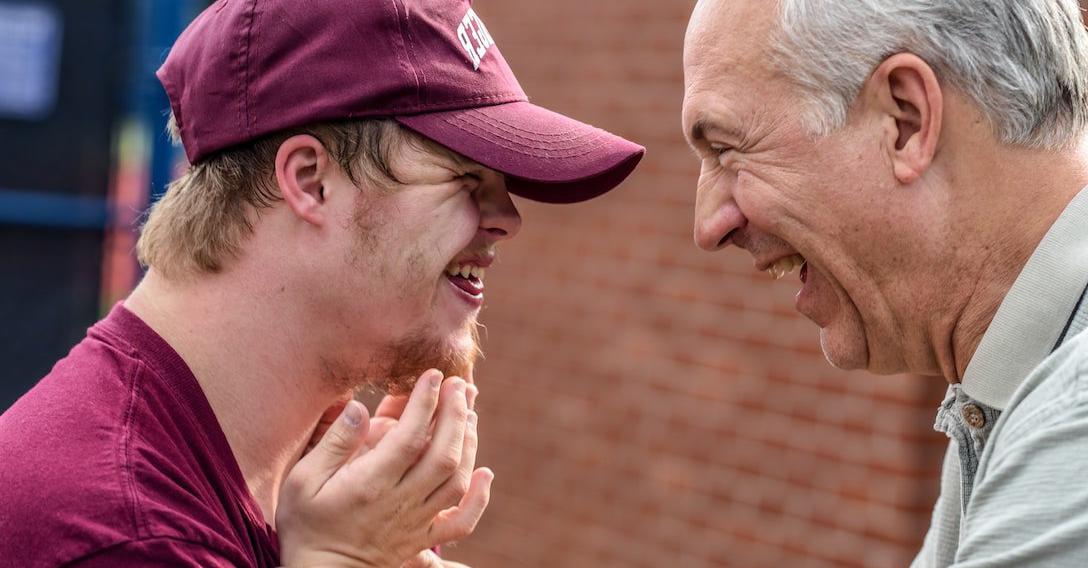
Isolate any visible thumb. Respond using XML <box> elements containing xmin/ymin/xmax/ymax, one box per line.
<box><xmin>296</xmin><ymin>400</ymin><xmax>371</xmax><ymax>487</ymax></box>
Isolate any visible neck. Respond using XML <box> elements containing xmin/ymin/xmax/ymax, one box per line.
<box><xmin>125</xmin><ymin>268</ymin><xmax>351</xmax><ymax>525</ymax></box>
<box><xmin>934</xmin><ymin>138</ymin><xmax>1088</xmax><ymax>383</ymax></box>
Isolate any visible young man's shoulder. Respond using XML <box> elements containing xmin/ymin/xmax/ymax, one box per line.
<box><xmin>0</xmin><ymin>320</ymin><xmax>252</xmax><ymax>566</ymax></box>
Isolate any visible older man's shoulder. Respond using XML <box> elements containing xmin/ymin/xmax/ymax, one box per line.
<box><xmin>995</xmin><ymin>328</ymin><xmax>1088</xmax><ymax>445</ymax></box>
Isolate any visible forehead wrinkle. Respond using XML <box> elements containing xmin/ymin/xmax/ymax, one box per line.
<box><xmin>684</xmin><ymin>15</ymin><xmax>800</xmax><ymax>154</ymax></box>
<box><xmin>684</xmin><ymin>0</ymin><xmax>782</xmax><ymax>83</ymax></box>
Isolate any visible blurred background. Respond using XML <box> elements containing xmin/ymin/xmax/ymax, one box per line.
<box><xmin>0</xmin><ymin>0</ymin><xmax>193</xmax><ymax>400</ymax></box>
<box><xmin>2</xmin><ymin>0</ymin><xmax>1036</xmax><ymax>566</ymax></box>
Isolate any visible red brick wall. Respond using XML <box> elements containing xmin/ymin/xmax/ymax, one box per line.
<box><xmin>444</xmin><ymin>1</ymin><xmax>949</xmax><ymax>566</ymax></box>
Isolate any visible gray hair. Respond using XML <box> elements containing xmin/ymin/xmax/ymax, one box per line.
<box><xmin>772</xmin><ymin>0</ymin><xmax>1088</xmax><ymax>149</ymax></box>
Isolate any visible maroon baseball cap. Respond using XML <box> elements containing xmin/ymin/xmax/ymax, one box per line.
<box><xmin>157</xmin><ymin>0</ymin><xmax>644</xmax><ymax>204</ymax></box>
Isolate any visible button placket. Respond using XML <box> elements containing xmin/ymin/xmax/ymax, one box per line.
<box><xmin>934</xmin><ymin>384</ymin><xmax>1002</xmax><ymax>513</ymax></box>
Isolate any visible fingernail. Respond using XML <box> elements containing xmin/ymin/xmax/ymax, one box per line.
<box><xmin>428</xmin><ymin>370</ymin><xmax>442</xmax><ymax>389</ymax></box>
<box><xmin>342</xmin><ymin>401</ymin><xmax>362</xmax><ymax>428</ymax></box>
<box><xmin>453</xmin><ymin>378</ymin><xmax>466</xmax><ymax>392</ymax></box>
<box><xmin>467</xmin><ymin>411</ymin><xmax>478</xmax><ymax>428</ymax></box>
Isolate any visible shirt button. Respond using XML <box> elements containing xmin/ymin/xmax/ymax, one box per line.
<box><xmin>962</xmin><ymin>404</ymin><xmax>986</xmax><ymax>429</ymax></box>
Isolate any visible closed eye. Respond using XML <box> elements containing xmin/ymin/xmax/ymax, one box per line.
<box><xmin>709</xmin><ymin>143</ymin><xmax>733</xmax><ymax>157</ymax></box>
<box><xmin>459</xmin><ymin>172</ymin><xmax>485</xmax><ymax>194</ymax></box>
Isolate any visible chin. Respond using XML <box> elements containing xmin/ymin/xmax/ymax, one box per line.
<box><xmin>448</xmin><ymin>326</ymin><xmax>477</xmax><ymax>354</ymax></box>
<box><xmin>818</xmin><ymin>326</ymin><xmax>869</xmax><ymax>370</ymax></box>
<box><xmin>441</xmin><ymin>326</ymin><xmax>481</xmax><ymax>380</ymax></box>
<box><xmin>328</xmin><ymin>317</ymin><xmax>479</xmax><ymax>396</ymax></box>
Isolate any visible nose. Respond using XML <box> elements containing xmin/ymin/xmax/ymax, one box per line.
<box><xmin>693</xmin><ymin>170</ymin><xmax>747</xmax><ymax>251</ymax></box>
<box><xmin>476</xmin><ymin>170</ymin><xmax>522</xmax><ymax>242</ymax></box>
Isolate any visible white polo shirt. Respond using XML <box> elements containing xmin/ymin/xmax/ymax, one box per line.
<box><xmin>912</xmin><ymin>186</ymin><xmax>1088</xmax><ymax>567</ymax></box>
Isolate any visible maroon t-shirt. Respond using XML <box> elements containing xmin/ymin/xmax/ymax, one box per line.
<box><xmin>0</xmin><ymin>304</ymin><xmax>279</xmax><ymax>567</ymax></box>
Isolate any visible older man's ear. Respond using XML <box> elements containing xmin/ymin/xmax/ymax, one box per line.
<box><xmin>865</xmin><ymin>53</ymin><xmax>944</xmax><ymax>186</ymax></box>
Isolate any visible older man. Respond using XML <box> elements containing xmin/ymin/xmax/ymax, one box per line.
<box><xmin>0</xmin><ymin>0</ymin><xmax>643</xmax><ymax>566</ymax></box>
<box><xmin>684</xmin><ymin>0</ymin><xmax>1088</xmax><ymax>565</ymax></box>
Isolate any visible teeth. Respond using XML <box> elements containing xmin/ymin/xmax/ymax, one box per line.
<box><xmin>766</xmin><ymin>254</ymin><xmax>805</xmax><ymax>280</ymax></box>
<box><xmin>446</xmin><ymin>263</ymin><xmax>486</xmax><ymax>280</ymax></box>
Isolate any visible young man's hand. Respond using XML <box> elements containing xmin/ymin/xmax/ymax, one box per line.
<box><xmin>402</xmin><ymin>550</ymin><xmax>472</xmax><ymax>567</ymax></box>
<box><xmin>276</xmin><ymin>369</ymin><xmax>492</xmax><ymax>567</ymax></box>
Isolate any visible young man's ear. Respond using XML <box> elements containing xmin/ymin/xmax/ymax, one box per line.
<box><xmin>864</xmin><ymin>53</ymin><xmax>943</xmax><ymax>185</ymax></box>
<box><xmin>275</xmin><ymin>135</ymin><xmax>331</xmax><ymax>226</ymax></box>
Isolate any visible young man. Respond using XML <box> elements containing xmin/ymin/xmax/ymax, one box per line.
<box><xmin>0</xmin><ymin>0</ymin><xmax>643</xmax><ymax>566</ymax></box>
<box><xmin>684</xmin><ymin>0</ymin><xmax>1088</xmax><ymax>565</ymax></box>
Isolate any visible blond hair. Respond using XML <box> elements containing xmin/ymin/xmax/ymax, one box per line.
<box><xmin>137</xmin><ymin>115</ymin><xmax>404</xmax><ymax>277</ymax></box>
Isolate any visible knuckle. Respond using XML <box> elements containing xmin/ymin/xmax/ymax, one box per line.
<box><xmin>324</xmin><ymin>425</ymin><xmax>354</xmax><ymax>450</ymax></box>
<box><xmin>355</xmin><ymin>481</ymin><xmax>380</xmax><ymax>504</ymax></box>
<box><xmin>463</xmin><ymin>428</ymin><xmax>479</xmax><ymax>449</ymax></box>
<box><xmin>401</xmin><ymin>432</ymin><xmax>427</xmax><ymax>456</ymax></box>
<box><xmin>452</xmin><ymin>474</ymin><xmax>470</xmax><ymax>497</ymax></box>
<box><xmin>450</xmin><ymin>517</ymin><xmax>478</xmax><ymax>539</ymax></box>
<box><xmin>281</xmin><ymin>471</ymin><xmax>308</xmax><ymax>497</ymax></box>
<box><xmin>433</xmin><ymin>452</ymin><xmax>460</xmax><ymax>475</ymax></box>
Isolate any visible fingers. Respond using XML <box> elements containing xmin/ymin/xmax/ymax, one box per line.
<box><xmin>362</xmin><ymin>369</ymin><xmax>444</xmax><ymax>478</ymax></box>
<box><xmin>278</xmin><ymin>370</ymin><xmax>494</xmax><ymax>568</ymax></box>
<box><xmin>375</xmin><ymin>393</ymin><xmax>410</xmax><ymax>419</ymax></box>
<box><xmin>424</xmin><ymin>410</ymin><xmax>477</xmax><ymax>510</ymax></box>
<box><xmin>364</xmin><ymin>417</ymin><xmax>399</xmax><ymax>449</ymax></box>
<box><xmin>427</xmin><ymin>468</ymin><xmax>494</xmax><ymax>547</ymax></box>
<box><xmin>401</xmin><ymin>378</ymin><xmax>469</xmax><ymax>491</ymax></box>
<box><xmin>400</xmin><ymin>550</ymin><xmax>444</xmax><ymax>568</ymax></box>
<box><xmin>305</xmin><ymin>397</ymin><xmax>351</xmax><ymax>453</ymax></box>
<box><xmin>466</xmin><ymin>384</ymin><xmax>478</xmax><ymax>410</ymax></box>
<box><xmin>393</xmin><ymin>369</ymin><xmax>444</xmax><ymax>431</ymax></box>
<box><xmin>292</xmin><ymin>400</ymin><xmax>371</xmax><ymax>493</ymax></box>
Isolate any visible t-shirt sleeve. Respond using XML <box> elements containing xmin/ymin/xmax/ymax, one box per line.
<box><xmin>63</xmin><ymin>537</ymin><xmax>239</xmax><ymax>567</ymax></box>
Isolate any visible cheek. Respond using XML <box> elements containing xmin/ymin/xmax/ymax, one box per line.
<box><xmin>377</xmin><ymin>226</ymin><xmax>431</xmax><ymax>286</ymax></box>
<box><xmin>362</xmin><ymin>195</ymin><xmax>481</xmax><ymax>294</ymax></box>
<box><xmin>732</xmin><ymin>168</ymin><xmax>805</xmax><ymax>233</ymax></box>
<box><xmin>425</xmin><ymin>189</ymin><xmax>479</xmax><ymax>233</ymax></box>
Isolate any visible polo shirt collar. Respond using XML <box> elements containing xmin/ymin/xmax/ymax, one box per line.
<box><xmin>962</xmin><ymin>185</ymin><xmax>1088</xmax><ymax>410</ymax></box>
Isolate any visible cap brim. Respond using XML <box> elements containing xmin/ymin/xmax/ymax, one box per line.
<box><xmin>395</xmin><ymin>101</ymin><xmax>644</xmax><ymax>204</ymax></box>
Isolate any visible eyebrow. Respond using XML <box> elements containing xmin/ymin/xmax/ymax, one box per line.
<box><xmin>688</xmin><ymin>117</ymin><xmax>745</xmax><ymax>147</ymax></box>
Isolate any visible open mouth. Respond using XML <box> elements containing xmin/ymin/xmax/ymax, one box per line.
<box><xmin>445</xmin><ymin>262</ymin><xmax>486</xmax><ymax>301</ymax></box>
<box><xmin>765</xmin><ymin>253</ymin><xmax>807</xmax><ymax>283</ymax></box>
